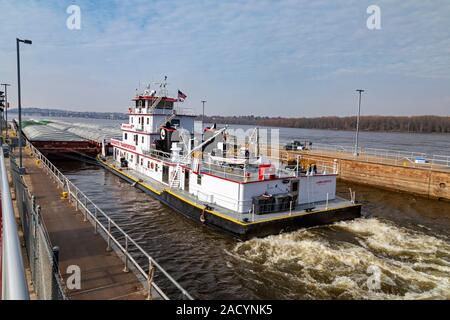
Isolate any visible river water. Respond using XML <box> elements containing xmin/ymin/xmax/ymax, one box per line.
<box><xmin>44</xmin><ymin>117</ymin><xmax>450</xmax><ymax>299</ymax></box>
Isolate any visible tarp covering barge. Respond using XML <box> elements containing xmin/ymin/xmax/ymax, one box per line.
<box><xmin>17</xmin><ymin>119</ymin><xmax>120</xmax><ymax>156</ymax></box>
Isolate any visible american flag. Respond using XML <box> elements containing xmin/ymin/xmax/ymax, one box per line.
<box><xmin>177</xmin><ymin>90</ymin><xmax>187</xmax><ymax>101</ymax></box>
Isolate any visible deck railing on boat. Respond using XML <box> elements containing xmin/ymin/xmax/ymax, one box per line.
<box><xmin>26</xmin><ymin>141</ymin><xmax>194</xmax><ymax>300</ymax></box>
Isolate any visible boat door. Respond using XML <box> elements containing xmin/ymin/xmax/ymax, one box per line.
<box><xmin>184</xmin><ymin>170</ymin><xmax>190</xmax><ymax>192</ymax></box>
<box><xmin>291</xmin><ymin>179</ymin><xmax>299</xmax><ymax>202</ymax></box>
<box><xmin>162</xmin><ymin>165</ymin><xmax>169</xmax><ymax>184</ymax></box>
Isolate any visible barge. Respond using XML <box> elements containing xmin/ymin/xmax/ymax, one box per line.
<box><xmin>99</xmin><ymin>78</ymin><xmax>361</xmax><ymax>238</ymax></box>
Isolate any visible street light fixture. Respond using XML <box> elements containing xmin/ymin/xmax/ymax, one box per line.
<box><xmin>354</xmin><ymin>89</ymin><xmax>365</xmax><ymax>156</ymax></box>
<box><xmin>1</xmin><ymin>83</ymin><xmax>12</xmax><ymax>140</ymax></box>
<box><xmin>17</xmin><ymin>38</ymin><xmax>32</xmax><ymax>172</ymax></box>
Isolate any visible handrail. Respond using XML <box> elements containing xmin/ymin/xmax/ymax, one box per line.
<box><xmin>266</xmin><ymin>142</ymin><xmax>450</xmax><ymax>171</ymax></box>
<box><xmin>26</xmin><ymin>141</ymin><xmax>193</xmax><ymax>300</ymax></box>
<box><xmin>1</xmin><ymin>148</ymin><xmax>30</xmax><ymax>300</ymax></box>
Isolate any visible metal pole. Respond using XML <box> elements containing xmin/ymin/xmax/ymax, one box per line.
<box><xmin>201</xmin><ymin>100</ymin><xmax>206</xmax><ymax>131</ymax></box>
<box><xmin>1</xmin><ymin>149</ymin><xmax>30</xmax><ymax>299</ymax></box>
<box><xmin>354</xmin><ymin>89</ymin><xmax>364</xmax><ymax>156</ymax></box>
<box><xmin>17</xmin><ymin>39</ymin><xmax>22</xmax><ymax>168</ymax></box>
<box><xmin>16</xmin><ymin>39</ymin><xmax>31</xmax><ymax>170</ymax></box>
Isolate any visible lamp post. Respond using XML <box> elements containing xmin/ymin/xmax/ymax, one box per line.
<box><xmin>354</xmin><ymin>89</ymin><xmax>364</xmax><ymax>156</ymax></box>
<box><xmin>17</xmin><ymin>38</ymin><xmax>32</xmax><ymax>172</ymax></box>
<box><xmin>1</xmin><ymin>83</ymin><xmax>11</xmax><ymax>140</ymax></box>
<box><xmin>201</xmin><ymin>100</ymin><xmax>206</xmax><ymax>129</ymax></box>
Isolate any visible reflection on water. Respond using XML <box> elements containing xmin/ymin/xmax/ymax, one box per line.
<box><xmin>55</xmin><ymin>160</ymin><xmax>450</xmax><ymax>299</ymax></box>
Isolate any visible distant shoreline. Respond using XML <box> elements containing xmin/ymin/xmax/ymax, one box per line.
<box><xmin>9</xmin><ymin>107</ymin><xmax>450</xmax><ymax>134</ymax></box>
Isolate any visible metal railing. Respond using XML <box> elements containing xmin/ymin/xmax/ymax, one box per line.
<box><xmin>10</xmin><ymin>156</ymin><xmax>66</xmax><ymax>300</ymax></box>
<box><xmin>1</xmin><ymin>148</ymin><xmax>29</xmax><ymax>300</ymax></box>
<box><xmin>27</xmin><ymin>142</ymin><xmax>193</xmax><ymax>300</ymax></box>
<box><xmin>289</xmin><ymin>143</ymin><xmax>450</xmax><ymax>171</ymax></box>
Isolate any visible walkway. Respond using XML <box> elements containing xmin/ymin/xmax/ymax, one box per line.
<box><xmin>19</xmin><ymin>151</ymin><xmax>149</xmax><ymax>300</ymax></box>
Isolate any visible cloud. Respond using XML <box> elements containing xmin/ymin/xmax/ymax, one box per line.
<box><xmin>0</xmin><ymin>0</ymin><xmax>449</xmax><ymax>116</ymax></box>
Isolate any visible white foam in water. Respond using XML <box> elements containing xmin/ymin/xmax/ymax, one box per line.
<box><xmin>230</xmin><ymin>218</ymin><xmax>450</xmax><ymax>299</ymax></box>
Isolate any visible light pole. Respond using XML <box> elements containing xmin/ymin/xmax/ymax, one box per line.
<box><xmin>354</xmin><ymin>89</ymin><xmax>364</xmax><ymax>156</ymax></box>
<box><xmin>1</xmin><ymin>83</ymin><xmax>11</xmax><ymax>140</ymax></box>
<box><xmin>201</xmin><ymin>100</ymin><xmax>206</xmax><ymax>129</ymax></box>
<box><xmin>202</xmin><ymin>100</ymin><xmax>206</xmax><ymax>132</ymax></box>
<box><xmin>17</xmin><ymin>38</ymin><xmax>32</xmax><ymax>172</ymax></box>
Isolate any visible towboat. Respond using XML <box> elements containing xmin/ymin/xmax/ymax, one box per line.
<box><xmin>98</xmin><ymin>78</ymin><xmax>361</xmax><ymax>238</ymax></box>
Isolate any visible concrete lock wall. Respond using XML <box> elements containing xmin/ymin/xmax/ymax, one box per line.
<box><xmin>336</xmin><ymin>158</ymin><xmax>450</xmax><ymax>200</ymax></box>
<box><xmin>296</xmin><ymin>153</ymin><xmax>450</xmax><ymax>201</ymax></box>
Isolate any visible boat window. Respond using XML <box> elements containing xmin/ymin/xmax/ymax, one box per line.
<box><xmin>292</xmin><ymin>181</ymin><xmax>298</xmax><ymax>192</ymax></box>
<box><xmin>171</xmin><ymin>119</ymin><xmax>180</xmax><ymax>127</ymax></box>
<box><xmin>124</xmin><ymin>133</ymin><xmax>128</xmax><ymax>140</ymax></box>
<box><xmin>142</xmin><ymin>136</ymin><xmax>144</xmax><ymax>143</ymax></box>
<box><xmin>197</xmin><ymin>174</ymin><xmax>202</xmax><ymax>185</ymax></box>
<box><xmin>147</xmin><ymin>118</ymin><xmax>149</xmax><ymax>125</ymax></box>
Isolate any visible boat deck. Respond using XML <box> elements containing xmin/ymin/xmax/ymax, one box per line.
<box><xmin>173</xmin><ymin>187</ymin><xmax>353</xmax><ymax>224</ymax></box>
<box><xmin>102</xmin><ymin>157</ymin><xmax>356</xmax><ymax>225</ymax></box>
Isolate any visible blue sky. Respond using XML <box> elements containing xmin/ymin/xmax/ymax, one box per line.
<box><xmin>0</xmin><ymin>0</ymin><xmax>449</xmax><ymax>117</ymax></box>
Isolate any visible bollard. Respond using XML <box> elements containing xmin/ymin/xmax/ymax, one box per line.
<box><xmin>52</xmin><ymin>246</ymin><xmax>60</xmax><ymax>269</ymax></box>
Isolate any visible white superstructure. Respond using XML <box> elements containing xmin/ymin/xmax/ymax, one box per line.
<box><xmin>112</xmin><ymin>78</ymin><xmax>337</xmax><ymax>215</ymax></box>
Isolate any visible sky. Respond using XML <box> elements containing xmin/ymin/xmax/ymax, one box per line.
<box><xmin>0</xmin><ymin>0</ymin><xmax>449</xmax><ymax>117</ymax></box>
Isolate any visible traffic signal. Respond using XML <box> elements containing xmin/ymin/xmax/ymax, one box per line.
<box><xmin>0</xmin><ymin>91</ymin><xmax>4</xmax><ymax>108</ymax></box>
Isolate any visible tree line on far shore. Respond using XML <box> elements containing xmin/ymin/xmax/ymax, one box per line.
<box><xmin>201</xmin><ymin>115</ymin><xmax>450</xmax><ymax>133</ymax></box>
